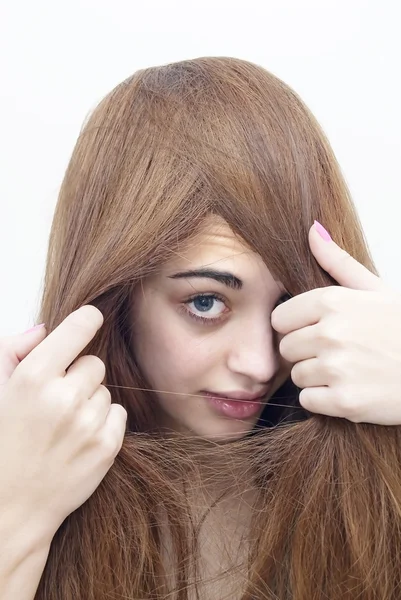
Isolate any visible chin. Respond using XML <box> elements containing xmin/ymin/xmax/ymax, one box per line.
<box><xmin>191</xmin><ymin>419</ymin><xmax>258</xmax><ymax>443</ymax></box>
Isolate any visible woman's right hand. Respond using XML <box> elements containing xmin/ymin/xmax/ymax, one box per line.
<box><xmin>0</xmin><ymin>305</ymin><xmax>127</xmax><ymax>544</ymax></box>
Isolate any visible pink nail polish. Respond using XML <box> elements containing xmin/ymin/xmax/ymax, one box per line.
<box><xmin>24</xmin><ymin>323</ymin><xmax>45</xmax><ymax>334</ymax></box>
<box><xmin>314</xmin><ymin>220</ymin><xmax>332</xmax><ymax>242</ymax></box>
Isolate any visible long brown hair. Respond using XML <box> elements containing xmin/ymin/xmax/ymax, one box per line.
<box><xmin>35</xmin><ymin>57</ymin><xmax>401</xmax><ymax>599</ymax></box>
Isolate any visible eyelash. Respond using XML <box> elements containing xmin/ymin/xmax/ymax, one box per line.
<box><xmin>180</xmin><ymin>292</ymin><xmax>292</xmax><ymax>326</ymax></box>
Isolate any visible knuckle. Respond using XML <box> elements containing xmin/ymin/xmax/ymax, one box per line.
<box><xmin>116</xmin><ymin>404</ymin><xmax>128</xmax><ymax>426</ymax></box>
<box><xmin>99</xmin><ymin>383</ymin><xmax>111</xmax><ymax>397</ymax></box>
<box><xmin>15</xmin><ymin>360</ymin><xmax>46</xmax><ymax>388</ymax></box>
<box><xmin>333</xmin><ymin>389</ymin><xmax>361</xmax><ymax>422</ymax></box>
<box><xmin>338</xmin><ymin>248</ymin><xmax>352</xmax><ymax>265</ymax></box>
<box><xmin>320</xmin><ymin>287</ymin><xmax>344</xmax><ymax>312</ymax></box>
<box><xmin>76</xmin><ymin>408</ymin><xmax>102</xmax><ymax>436</ymax></box>
<box><xmin>68</xmin><ymin>354</ymin><xmax>106</xmax><ymax>383</ymax></box>
<box><xmin>104</xmin><ymin>408</ymin><xmax>127</xmax><ymax>457</ymax></box>
<box><xmin>88</xmin><ymin>355</ymin><xmax>106</xmax><ymax>379</ymax></box>
<box><xmin>59</xmin><ymin>383</ymin><xmax>87</xmax><ymax>411</ymax></box>
<box><xmin>316</xmin><ymin>321</ymin><xmax>344</xmax><ymax>347</ymax></box>
<box><xmin>36</xmin><ymin>380</ymin><xmax>83</xmax><ymax>424</ymax></box>
<box><xmin>100</xmin><ymin>435</ymin><xmax>119</xmax><ymax>460</ymax></box>
<box><xmin>96</xmin><ymin>384</ymin><xmax>111</xmax><ymax>404</ymax></box>
<box><xmin>320</xmin><ymin>356</ymin><xmax>346</xmax><ymax>384</ymax></box>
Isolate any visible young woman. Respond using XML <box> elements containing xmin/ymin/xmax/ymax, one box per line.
<box><xmin>1</xmin><ymin>56</ymin><xmax>401</xmax><ymax>600</ymax></box>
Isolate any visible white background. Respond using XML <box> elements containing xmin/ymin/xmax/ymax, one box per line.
<box><xmin>1</xmin><ymin>0</ymin><xmax>400</xmax><ymax>335</ymax></box>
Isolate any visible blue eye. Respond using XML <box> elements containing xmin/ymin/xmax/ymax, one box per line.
<box><xmin>192</xmin><ymin>296</ymin><xmax>217</xmax><ymax>312</ymax></box>
<box><xmin>183</xmin><ymin>293</ymin><xmax>227</xmax><ymax>324</ymax></box>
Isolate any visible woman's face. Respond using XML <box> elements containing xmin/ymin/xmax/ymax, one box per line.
<box><xmin>131</xmin><ymin>216</ymin><xmax>292</xmax><ymax>442</ymax></box>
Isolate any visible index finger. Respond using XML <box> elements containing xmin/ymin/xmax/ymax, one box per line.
<box><xmin>271</xmin><ymin>287</ymin><xmax>328</xmax><ymax>334</ymax></box>
<box><xmin>16</xmin><ymin>305</ymin><xmax>104</xmax><ymax>379</ymax></box>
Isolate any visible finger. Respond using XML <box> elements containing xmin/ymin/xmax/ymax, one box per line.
<box><xmin>298</xmin><ymin>386</ymin><xmax>339</xmax><ymax>417</ymax></box>
<box><xmin>309</xmin><ymin>222</ymin><xmax>385</xmax><ymax>291</ymax></box>
<box><xmin>279</xmin><ymin>325</ymin><xmax>320</xmax><ymax>362</ymax></box>
<box><xmin>272</xmin><ymin>288</ymin><xmax>328</xmax><ymax>334</ymax></box>
<box><xmin>272</xmin><ymin>285</ymin><xmax>371</xmax><ymax>335</ymax></box>
<box><xmin>15</xmin><ymin>305</ymin><xmax>104</xmax><ymax>380</ymax></box>
<box><xmin>0</xmin><ymin>325</ymin><xmax>47</xmax><ymax>386</ymax></box>
<box><xmin>103</xmin><ymin>404</ymin><xmax>128</xmax><ymax>458</ymax></box>
<box><xmin>84</xmin><ymin>385</ymin><xmax>112</xmax><ymax>430</ymax></box>
<box><xmin>300</xmin><ymin>383</ymin><xmax>389</xmax><ymax>424</ymax></box>
<box><xmin>65</xmin><ymin>355</ymin><xmax>106</xmax><ymax>400</ymax></box>
<box><xmin>299</xmin><ymin>385</ymin><xmax>376</xmax><ymax>423</ymax></box>
<box><xmin>291</xmin><ymin>358</ymin><xmax>326</xmax><ymax>388</ymax></box>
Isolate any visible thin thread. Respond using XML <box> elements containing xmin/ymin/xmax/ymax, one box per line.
<box><xmin>105</xmin><ymin>384</ymin><xmax>298</xmax><ymax>410</ymax></box>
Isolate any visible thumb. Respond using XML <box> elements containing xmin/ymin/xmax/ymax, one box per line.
<box><xmin>309</xmin><ymin>221</ymin><xmax>385</xmax><ymax>291</ymax></box>
<box><xmin>0</xmin><ymin>323</ymin><xmax>47</xmax><ymax>386</ymax></box>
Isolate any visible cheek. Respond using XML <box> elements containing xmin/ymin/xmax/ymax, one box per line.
<box><xmin>133</xmin><ymin>315</ymin><xmax>217</xmax><ymax>389</ymax></box>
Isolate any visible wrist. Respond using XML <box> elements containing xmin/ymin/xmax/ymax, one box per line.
<box><xmin>0</xmin><ymin>507</ymin><xmax>55</xmax><ymax>563</ymax></box>
<box><xmin>0</xmin><ymin>518</ymin><xmax>52</xmax><ymax>600</ymax></box>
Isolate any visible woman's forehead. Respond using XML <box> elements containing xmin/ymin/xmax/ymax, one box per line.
<box><xmin>158</xmin><ymin>218</ymin><xmax>285</xmax><ymax>293</ymax></box>
<box><xmin>167</xmin><ymin>219</ymin><xmax>257</xmax><ymax>269</ymax></box>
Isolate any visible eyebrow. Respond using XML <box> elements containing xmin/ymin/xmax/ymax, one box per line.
<box><xmin>168</xmin><ymin>268</ymin><xmax>243</xmax><ymax>290</ymax></box>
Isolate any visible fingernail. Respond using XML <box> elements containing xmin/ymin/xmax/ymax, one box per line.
<box><xmin>24</xmin><ymin>323</ymin><xmax>45</xmax><ymax>334</ymax></box>
<box><xmin>314</xmin><ymin>220</ymin><xmax>332</xmax><ymax>242</ymax></box>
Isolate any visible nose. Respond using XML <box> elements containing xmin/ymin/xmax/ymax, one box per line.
<box><xmin>226</xmin><ymin>319</ymin><xmax>281</xmax><ymax>385</ymax></box>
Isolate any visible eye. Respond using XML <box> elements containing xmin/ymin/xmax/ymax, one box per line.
<box><xmin>275</xmin><ymin>292</ymin><xmax>292</xmax><ymax>307</ymax></box>
<box><xmin>182</xmin><ymin>293</ymin><xmax>228</xmax><ymax>324</ymax></box>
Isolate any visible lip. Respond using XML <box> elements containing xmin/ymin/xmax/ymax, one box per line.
<box><xmin>202</xmin><ymin>391</ymin><xmax>266</xmax><ymax>420</ymax></box>
<box><xmin>202</xmin><ymin>390</ymin><xmax>267</xmax><ymax>402</ymax></box>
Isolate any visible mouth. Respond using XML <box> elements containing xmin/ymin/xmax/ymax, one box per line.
<box><xmin>201</xmin><ymin>391</ymin><xmax>266</xmax><ymax>420</ymax></box>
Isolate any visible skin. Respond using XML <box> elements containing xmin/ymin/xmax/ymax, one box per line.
<box><xmin>131</xmin><ymin>215</ymin><xmax>292</xmax><ymax>442</ymax></box>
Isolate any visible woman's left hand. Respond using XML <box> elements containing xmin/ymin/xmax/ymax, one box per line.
<box><xmin>271</xmin><ymin>221</ymin><xmax>401</xmax><ymax>425</ymax></box>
